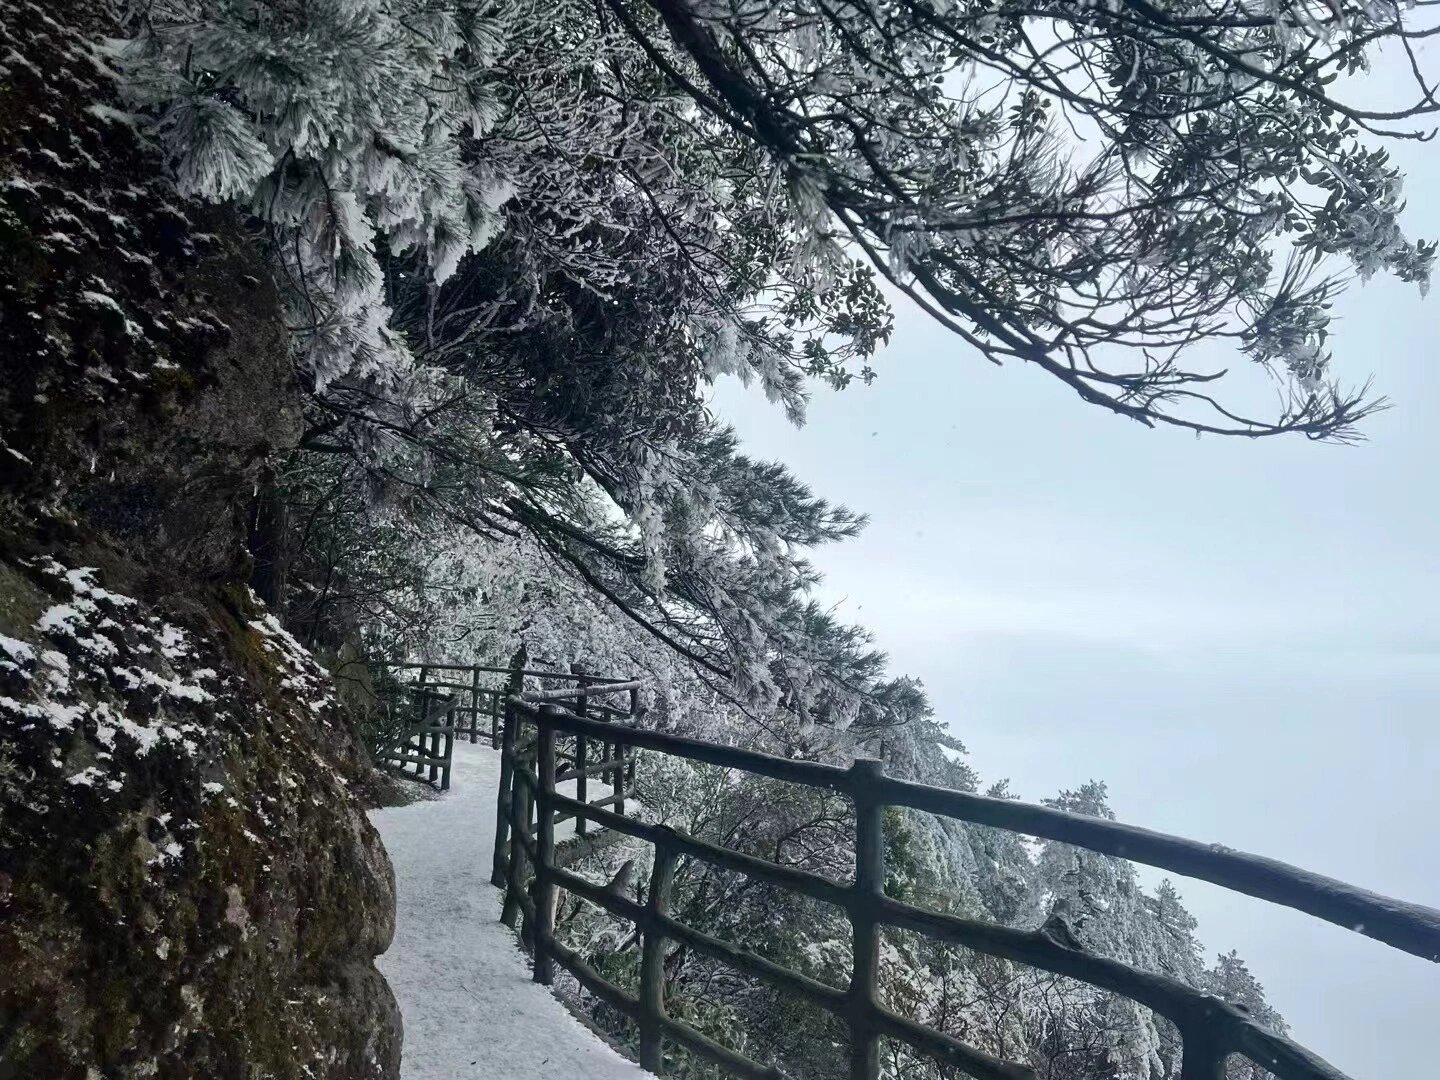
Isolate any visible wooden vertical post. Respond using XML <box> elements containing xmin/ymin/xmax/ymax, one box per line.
<box><xmin>496</xmin><ymin>651</ymin><xmax>528</xmax><ymax>887</ymax></box>
<box><xmin>440</xmin><ymin>702</ymin><xmax>454</xmax><ymax>791</ymax></box>
<box><xmin>626</xmin><ymin>686</ymin><xmax>640</xmax><ymax>790</ymax></box>
<box><xmin>469</xmin><ymin>665</ymin><xmax>482</xmax><ymax>744</ymax></box>
<box><xmin>613</xmin><ymin>730</ymin><xmax>626</xmax><ymax>817</ymax></box>
<box><xmin>427</xmin><ymin>703</ymin><xmax>442</xmax><ymax>784</ymax></box>
<box><xmin>501</xmin><ymin>709</ymin><xmax>528</xmax><ymax>930</ymax></box>
<box><xmin>490</xmin><ymin>688</ymin><xmax>501</xmax><ymax>749</ymax></box>
<box><xmin>1179</xmin><ymin>1033</ymin><xmax>1228</xmax><ymax>1080</ymax></box>
<box><xmin>596</xmin><ymin>684</ymin><xmax>624</xmax><ymax>816</ymax></box>
<box><xmin>639</xmin><ymin>838</ymin><xmax>677</xmax><ymax>1073</ymax></box>
<box><xmin>516</xmin><ymin>723</ymin><xmax>537</xmax><ymax>943</ymax></box>
<box><xmin>848</xmin><ymin>758</ymin><xmax>885</xmax><ymax>1080</ymax></box>
<box><xmin>533</xmin><ymin>707</ymin><xmax>558</xmax><ymax>985</ymax></box>
<box><xmin>414</xmin><ymin>665</ymin><xmax>431</xmax><ymax>779</ymax></box>
<box><xmin>596</xmin><ymin>706</ymin><xmax>613</xmax><ymax>810</ymax></box>
<box><xmin>574</xmin><ymin>685</ymin><xmax>589</xmax><ymax>838</ymax></box>
<box><xmin>493</xmin><ymin>699</ymin><xmax>517</xmax><ymax>888</ymax></box>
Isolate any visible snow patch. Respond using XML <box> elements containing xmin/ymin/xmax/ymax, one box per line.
<box><xmin>0</xmin><ymin>634</ymin><xmax>35</xmax><ymax>665</ymax></box>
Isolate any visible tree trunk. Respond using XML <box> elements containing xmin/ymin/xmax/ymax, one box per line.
<box><xmin>248</xmin><ymin>468</ymin><xmax>290</xmax><ymax>610</ymax></box>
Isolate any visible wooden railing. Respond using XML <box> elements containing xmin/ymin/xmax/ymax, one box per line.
<box><xmin>378</xmin><ymin>691</ymin><xmax>461</xmax><ymax>790</ymax></box>
<box><xmin>494</xmin><ymin>697</ymin><xmax>1440</xmax><ymax>1080</ymax></box>
<box><xmin>379</xmin><ymin>661</ymin><xmax>640</xmax><ymax>748</ymax></box>
<box><xmin>490</xmin><ymin>678</ymin><xmax>643</xmax><ymax>894</ymax></box>
<box><xmin>373</xmin><ymin>662</ymin><xmax>640</xmax><ymax>792</ymax></box>
<box><xmin>377</xmin><ymin>662</ymin><xmax>516</xmax><ymax>749</ymax></box>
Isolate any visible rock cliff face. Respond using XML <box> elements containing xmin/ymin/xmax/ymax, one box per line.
<box><xmin>0</xmin><ymin>4</ymin><xmax>402</xmax><ymax>1078</ymax></box>
<box><xmin>0</xmin><ymin>560</ymin><xmax>401</xmax><ymax>1080</ymax></box>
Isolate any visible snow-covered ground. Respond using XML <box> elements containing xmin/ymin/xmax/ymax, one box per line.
<box><xmin>371</xmin><ymin>741</ymin><xmax>648</xmax><ymax>1080</ymax></box>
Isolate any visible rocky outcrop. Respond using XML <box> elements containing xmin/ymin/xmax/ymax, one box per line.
<box><xmin>0</xmin><ymin>3</ymin><xmax>402</xmax><ymax>1078</ymax></box>
<box><xmin>0</xmin><ymin>556</ymin><xmax>400</xmax><ymax>1079</ymax></box>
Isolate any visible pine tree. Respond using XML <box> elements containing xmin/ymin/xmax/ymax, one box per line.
<box><xmin>1203</xmin><ymin>952</ymin><xmax>1289</xmax><ymax>1080</ymax></box>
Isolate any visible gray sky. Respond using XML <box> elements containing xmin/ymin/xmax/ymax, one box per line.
<box><xmin>712</xmin><ymin>118</ymin><xmax>1439</xmax><ymax>1077</ymax></box>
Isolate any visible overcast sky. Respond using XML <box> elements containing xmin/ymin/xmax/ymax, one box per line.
<box><xmin>712</xmin><ymin>102</ymin><xmax>1439</xmax><ymax>1077</ymax></box>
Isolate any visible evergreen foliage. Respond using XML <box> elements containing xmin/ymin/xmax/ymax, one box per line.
<box><xmin>106</xmin><ymin>0</ymin><xmax>1440</xmax><ymax>732</ymax></box>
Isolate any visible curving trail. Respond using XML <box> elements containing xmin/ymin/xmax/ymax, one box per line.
<box><xmin>371</xmin><ymin>742</ymin><xmax>647</xmax><ymax>1080</ymax></box>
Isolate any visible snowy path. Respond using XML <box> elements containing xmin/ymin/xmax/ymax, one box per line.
<box><xmin>371</xmin><ymin>741</ymin><xmax>649</xmax><ymax>1080</ymax></box>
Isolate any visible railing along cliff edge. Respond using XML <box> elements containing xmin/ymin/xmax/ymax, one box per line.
<box><xmin>494</xmin><ymin>696</ymin><xmax>1440</xmax><ymax>1080</ymax></box>
<box><xmin>374</xmin><ymin>661</ymin><xmax>639</xmax><ymax>790</ymax></box>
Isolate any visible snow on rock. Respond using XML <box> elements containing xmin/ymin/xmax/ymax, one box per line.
<box><xmin>0</xmin><ymin>550</ymin><xmax>398</xmax><ymax>1078</ymax></box>
<box><xmin>372</xmin><ymin>741</ymin><xmax>648</xmax><ymax>1080</ymax></box>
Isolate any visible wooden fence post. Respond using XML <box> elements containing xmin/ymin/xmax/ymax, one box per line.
<box><xmin>1179</xmin><ymin>1032</ymin><xmax>1228</xmax><ymax>1080</ymax></box>
<box><xmin>493</xmin><ymin>699</ymin><xmax>518</xmax><ymax>888</ymax></box>
<box><xmin>516</xmin><ymin>735</ymin><xmax>538</xmax><ymax>940</ymax></box>
<box><xmin>640</xmin><ymin>838</ymin><xmax>677</xmax><ymax>1072</ymax></box>
<box><xmin>469</xmin><ymin>665</ymin><xmax>482</xmax><ymax>744</ymax></box>
<box><xmin>496</xmin><ymin>652</ymin><xmax>529</xmax><ymax>891</ymax></box>
<box><xmin>414</xmin><ymin>665</ymin><xmax>431</xmax><ymax>780</ymax></box>
<box><xmin>848</xmin><ymin>758</ymin><xmax>886</xmax><ymax>1080</ymax></box>
<box><xmin>626</xmin><ymin>686</ymin><xmax>640</xmax><ymax>792</ymax></box>
<box><xmin>610</xmin><ymin>686</ymin><xmax>627</xmax><ymax>816</ymax></box>
<box><xmin>490</xmin><ymin>690</ymin><xmax>501</xmax><ymax>749</ymax></box>
<box><xmin>428</xmin><ymin>705</ymin><xmax>442</xmax><ymax>785</ymax></box>
<box><xmin>574</xmin><ymin>684</ymin><xmax>589</xmax><ymax>839</ymax></box>
<box><xmin>596</xmin><ymin>708</ymin><xmax>613</xmax><ymax>812</ymax></box>
<box><xmin>534</xmin><ymin>707</ymin><xmax>558</xmax><ymax>985</ymax></box>
<box><xmin>502</xmin><ymin>713</ymin><xmax>529</xmax><ymax>929</ymax></box>
<box><xmin>613</xmin><ymin>736</ymin><xmax>627</xmax><ymax>817</ymax></box>
<box><xmin>440</xmin><ymin>701</ymin><xmax>454</xmax><ymax>791</ymax></box>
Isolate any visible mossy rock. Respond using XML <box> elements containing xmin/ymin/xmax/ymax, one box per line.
<box><xmin>0</xmin><ymin>549</ymin><xmax>401</xmax><ymax>1080</ymax></box>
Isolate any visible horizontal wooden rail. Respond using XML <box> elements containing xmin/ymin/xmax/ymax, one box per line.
<box><xmin>528</xmin><ymin>734</ymin><xmax>1028</xmax><ymax>1079</ymax></box>
<box><xmin>552</xmin><ymin>792</ymin><xmax>625</xmax><ymax>823</ymax></box>
<box><xmin>493</xmin><ymin>698</ymin><xmax>1440</xmax><ymax>1080</ymax></box>
<box><xmin>531</xmin><ymin>863</ymin><xmax>795</xmax><ymax>1079</ymax></box>
<box><xmin>386</xmin><ymin>752</ymin><xmax>450</xmax><ymax>768</ymax></box>
<box><xmin>535</xmin><ymin>708</ymin><xmax>852</xmax><ymax>792</ymax></box>
<box><xmin>550</xmin><ymin>793</ymin><xmax>853</xmax><ymax>908</ymax></box>
<box><xmin>532</xmin><ymin>705</ymin><xmax>1440</xmax><ymax>965</ymax></box>
<box><xmin>547</xmin><ymin>929</ymin><xmax>639</xmax><ymax>1018</ymax></box>
<box><xmin>550</xmin><ymin>862</ymin><xmax>848</xmax><ymax>1013</ymax></box>
<box><xmin>384</xmin><ymin>661</ymin><xmax>632</xmax><ymax>682</ymax></box>
<box><xmin>521</xmin><ymin>679</ymin><xmax>645</xmax><ymax>702</ymax></box>
<box><xmin>381</xmin><ymin>661</ymin><xmax>643</xmax><ymax>754</ymax></box>
<box><xmin>377</xmin><ymin>696</ymin><xmax>459</xmax><ymax>789</ymax></box>
<box><xmin>406</xmin><ymin>678</ymin><xmax>488</xmax><ymax>694</ymax></box>
<box><xmin>874</xmin><ymin>896</ymin><xmax>1348</xmax><ymax>1080</ymax></box>
<box><xmin>379</xmin><ymin>661</ymin><xmax>644</xmax><ymax>762</ymax></box>
<box><xmin>873</xmin><ymin>1006</ymin><xmax>1033</xmax><ymax>1080</ymax></box>
<box><xmin>876</xmin><ymin>775</ymin><xmax>1440</xmax><ymax>963</ymax></box>
<box><xmin>408</xmin><ymin>728</ymin><xmax>465</xmax><ymax>740</ymax></box>
<box><xmin>541</xmin><ymin>939</ymin><xmax>778</xmax><ymax>1080</ymax></box>
<box><xmin>556</xmin><ymin>752</ymin><xmax>638</xmax><ymax>783</ymax></box>
<box><xmin>660</xmin><ymin>1014</ymin><xmax>786</xmax><ymax>1080</ymax></box>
